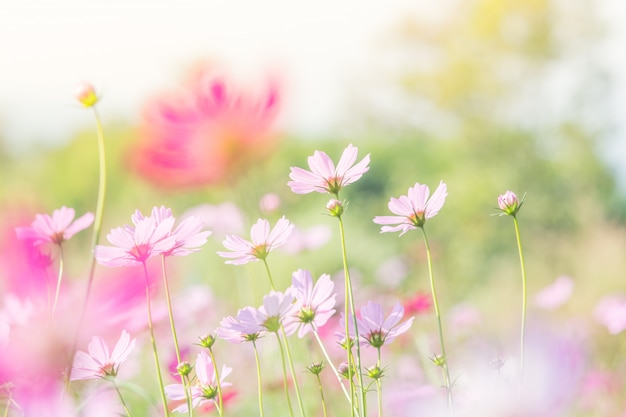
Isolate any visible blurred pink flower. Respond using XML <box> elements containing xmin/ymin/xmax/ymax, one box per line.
<box><xmin>374</xmin><ymin>181</ymin><xmax>447</xmax><ymax>235</ymax></box>
<box><xmin>259</xmin><ymin>193</ymin><xmax>281</xmax><ymax>214</ymax></box>
<box><xmin>402</xmin><ymin>291</ymin><xmax>432</xmax><ymax>315</ymax></box>
<box><xmin>130</xmin><ymin>64</ymin><xmax>280</xmax><ymax>188</ymax></box>
<box><xmin>288</xmin><ymin>144</ymin><xmax>371</xmax><ymax>195</ymax></box>
<box><xmin>218</xmin><ymin>216</ymin><xmax>293</xmax><ymax>265</ymax></box>
<box><xmin>288</xmin><ymin>269</ymin><xmax>336</xmax><ymax>338</ymax></box>
<box><xmin>165</xmin><ymin>351</ymin><xmax>232</xmax><ymax>413</ymax></box>
<box><xmin>183</xmin><ymin>202</ymin><xmax>245</xmax><ymax>238</ymax></box>
<box><xmin>594</xmin><ymin>294</ymin><xmax>626</xmax><ymax>334</ymax></box>
<box><xmin>15</xmin><ymin>206</ymin><xmax>94</xmax><ymax>246</ymax></box>
<box><xmin>534</xmin><ymin>275</ymin><xmax>574</xmax><ymax>310</ymax></box>
<box><xmin>71</xmin><ymin>330</ymin><xmax>136</xmax><ymax>381</ymax></box>
<box><xmin>282</xmin><ymin>224</ymin><xmax>332</xmax><ymax>255</ymax></box>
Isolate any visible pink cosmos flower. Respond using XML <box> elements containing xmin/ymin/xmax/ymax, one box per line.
<box><xmin>130</xmin><ymin>63</ymin><xmax>281</xmax><ymax>188</ymax></box>
<box><xmin>217</xmin><ymin>307</ymin><xmax>267</xmax><ymax>344</ymax></box>
<box><xmin>288</xmin><ymin>144</ymin><xmax>371</xmax><ymax>195</ymax></box>
<box><xmin>132</xmin><ymin>206</ymin><xmax>212</xmax><ymax>257</ymax></box>
<box><xmin>343</xmin><ymin>301</ymin><xmax>414</xmax><ymax>348</ymax></box>
<box><xmin>257</xmin><ymin>291</ymin><xmax>297</xmax><ymax>334</ymax></box>
<box><xmin>70</xmin><ymin>330</ymin><xmax>136</xmax><ymax>380</ymax></box>
<box><xmin>94</xmin><ymin>215</ymin><xmax>176</xmax><ymax>267</ymax></box>
<box><xmin>373</xmin><ymin>181</ymin><xmax>447</xmax><ymax>235</ymax></box>
<box><xmin>165</xmin><ymin>351</ymin><xmax>232</xmax><ymax>413</ymax></box>
<box><xmin>15</xmin><ymin>206</ymin><xmax>94</xmax><ymax>246</ymax></box>
<box><xmin>288</xmin><ymin>269</ymin><xmax>336</xmax><ymax>337</ymax></box>
<box><xmin>217</xmin><ymin>216</ymin><xmax>294</xmax><ymax>265</ymax></box>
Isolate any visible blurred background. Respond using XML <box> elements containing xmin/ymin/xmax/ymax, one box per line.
<box><xmin>2</xmin><ymin>0</ymin><xmax>626</xmax><ymax>414</ymax></box>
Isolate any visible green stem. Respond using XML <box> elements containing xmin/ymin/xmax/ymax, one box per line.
<box><xmin>262</xmin><ymin>259</ymin><xmax>276</xmax><ymax>291</ymax></box>
<box><xmin>208</xmin><ymin>347</ymin><xmax>224</xmax><ymax>417</ymax></box>
<box><xmin>275</xmin><ymin>333</ymin><xmax>295</xmax><ymax>417</ymax></box>
<box><xmin>111</xmin><ymin>380</ymin><xmax>134</xmax><ymax>417</ymax></box>
<box><xmin>512</xmin><ymin>216</ymin><xmax>527</xmax><ymax>382</ymax></box>
<box><xmin>160</xmin><ymin>256</ymin><xmax>194</xmax><ymax>417</ymax></box>
<box><xmin>252</xmin><ymin>341</ymin><xmax>266</xmax><ymax>417</ymax></box>
<box><xmin>280</xmin><ymin>327</ymin><xmax>306</xmax><ymax>417</ymax></box>
<box><xmin>314</xmin><ymin>373</ymin><xmax>328</xmax><ymax>417</ymax></box>
<box><xmin>142</xmin><ymin>262</ymin><xmax>170</xmax><ymax>417</ymax></box>
<box><xmin>51</xmin><ymin>244</ymin><xmax>64</xmax><ymax>319</ymax></box>
<box><xmin>420</xmin><ymin>227</ymin><xmax>454</xmax><ymax>415</ymax></box>
<box><xmin>2</xmin><ymin>390</ymin><xmax>12</xmax><ymax>417</ymax></box>
<box><xmin>337</xmin><ymin>216</ymin><xmax>366</xmax><ymax>417</ymax></box>
<box><xmin>376</xmin><ymin>348</ymin><xmax>383</xmax><ymax>417</ymax></box>
<box><xmin>312</xmin><ymin>329</ymin><xmax>354</xmax><ymax>406</ymax></box>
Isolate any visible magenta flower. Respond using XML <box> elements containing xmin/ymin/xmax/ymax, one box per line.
<box><xmin>343</xmin><ymin>301</ymin><xmax>414</xmax><ymax>348</ymax></box>
<box><xmin>288</xmin><ymin>269</ymin><xmax>336</xmax><ymax>337</ymax></box>
<box><xmin>94</xmin><ymin>215</ymin><xmax>176</xmax><ymax>267</ymax></box>
<box><xmin>217</xmin><ymin>216</ymin><xmax>293</xmax><ymax>265</ymax></box>
<box><xmin>15</xmin><ymin>206</ymin><xmax>94</xmax><ymax>246</ymax></box>
<box><xmin>217</xmin><ymin>307</ymin><xmax>267</xmax><ymax>343</ymax></box>
<box><xmin>373</xmin><ymin>181</ymin><xmax>447</xmax><ymax>235</ymax></box>
<box><xmin>288</xmin><ymin>143</ymin><xmax>370</xmax><ymax>195</ymax></box>
<box><xmin>165</xmin><ymin>351</ymin><xmax>232</xmax><ymax>413</ymax></box>
<box><xmin>70</xmin><ymin>330</ymin><xmax>136</xmax><ymax>380</ymax></box>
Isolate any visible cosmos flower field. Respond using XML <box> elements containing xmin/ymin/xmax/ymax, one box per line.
<box><xmin>1</xmin><ymin>71</ymin><xmax>626</xmax><ymax>417</ymax></box>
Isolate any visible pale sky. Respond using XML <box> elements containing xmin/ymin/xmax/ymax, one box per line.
<box><xmin>1</xmin><ymin>0</ymin><xmax>625</xmax><ymax>183</ymax></box>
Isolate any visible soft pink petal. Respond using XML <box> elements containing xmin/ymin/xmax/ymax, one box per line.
<box><xmin>424</xmin><ymin>181</ymin><xmax>447</xmax><ymax>219</ymax></box>
<box><xmin>64</xmin><ymin>212</ymin><xmax>95</xmax><ymax>239</ymax></box>
<box><xmin>335</xmin><ymin>144</ymin><xmax>359</xmax><ymax>176</ymax></box>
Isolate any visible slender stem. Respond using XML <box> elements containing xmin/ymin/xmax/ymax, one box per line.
<box><xmin>111</xmin><ymin>380</ymin><xmax>134</xmax><ymax>417</ymax></box>
<box><xmin>337</xmin><ymin>216</ymin><xmax>366</xmax><ymax>417</ymax></box>
<box><xmin>252</xmin><ymin>341</ymin><xmax>266</xmax><ymax>417</ymax></box>
<box><xmin>420</xmin><ymin>227</ymin><xmax>454</xmax><ymax>415</ymax></box>
<box><xmin>280</xmin><ymin>327</ymin><xmax>306</xmax><ymax>417</ymax></box>
<box><xmin>312</xmin><ymin>329</ymin><xmax>353</xmax><ymax>405</ymax></box>
<box><xmin>314</xmin><ymin>373</ymin><xmax>328</xmax><ymax>417</ymax></box>
<box><xmin>51</xmin><ymin>244</ymin><xmax>64</xmax><ymax>319</ymax></box>
<box><xmin>2</xmin><ymin>390</ymin><xmax>12</xmax><ymax>417</ymax></box>
<box><xmin>160</xmin><ymin>256</ymin><xmax>194</xmax><ymax>417</ymax></box>
<box><xmin>376</xmin><ymin>348</ymin><xmax>383</xmax><ymax>417</ymax></box>
<box><xmin>512</xmin><ymin>216</ymin><xmax>527</xmax><ymax>382</ymax></box>
<box><xmin>142</xmin><ymin>262</ymin><xmax>170</xmax><ymax>417</ymax></box>
<box><xmin>262</xmin><ymin>259</ymin><xmax>276</xmax><ymax>291</ymax></box>
<box><xmin>208</xmin><ymin>347</ymin><xmax>224</xmax><ymax>417</ymax></box>
<box><xmin>274</xmin><ymin>333</ymin><xmax>295</xmax><ymax>417</ymax></box>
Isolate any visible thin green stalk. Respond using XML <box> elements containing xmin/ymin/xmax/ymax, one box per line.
<box><xmin>512</xmin><ymin>216</ymin><xmax>527</xmax><ymax>381</ymax></box>
<box><xmin>312</xmin><ymin>330</ymin><xmax>353</xmax><ymax>405</ymax></box>
<box><xmin>420</xmin><ymin>227</ymin><xmax>454</xmax><ymax>415</ymax></box>
<box><xmin>51</xmin><ymin>244</ymin><xmax>64</xmax><ymax>319</ymax></box>
<box><xmin>111</xmin><ymin>380</ymin><xmax>134</xmax><ymax>417</ymax></box>
<box><xmin>274</xmin><ymin>333</ymin><xmax>295</xmax><ymax>417</ymax></box>
<box><xmin>313</xmin><ymin>373</ymin><xmax>328</xmax><ymax>417</ymax></box>
<box><xmin>280</xmin><ymin>327</ymin><xmax>306</xmax><ymax>417</ymax></box>
<box><xmin>160</xmin><ymin>256</ymin><xmax>193</xmax><ymax>417</ymax></box>
<box><xmin>142</xmin><ymin>263</ymin><xmax>170</xmax><ymax>417</ymax></box>
<box><xmin>2</xmin><ymin>390</ymin><xmax>12</xmax><ymax>417</ymax></box>
<box><xmin>207</xmin><ymin>347</ymin><xmax>224</xmax><ymax>417</ymax></box>
<box><xmin>261</xmin><ymin>259</ymin><xmax>276</xmax><ymax>291</ymax></box>
<box><xmin>252</xmin><ymin>341</ymin><xmax>266</xmax><ymax>417</ymax></box>
<box><xmin>376</xmin><ymin>349</ymin><xmax>383</xmax><ymax>417</ymax></box>
<box><xmin>337</xmin><ymin>216</ymin><xmax>366</xmax><ymax>417</ymax></box>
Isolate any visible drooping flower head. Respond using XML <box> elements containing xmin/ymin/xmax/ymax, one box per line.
<box><xmin>341</xmin><ymin>301</ymin><xmax>414</xmax><ymax>349</ymax></box>
<box><xmin>165</xmin><ymin>351</ymin><xmax>232</xmax><ymax>413</ymax></box>
<box><xmin>288</xmin><ymin>144</ymin><xmax>370</xmax><ymax>196</ymax></box>
<box><xmin>130</xmin><ymin>63</ymin><xmax>281</xmax><ymax>188</ymax></box>
<box><xmin>497</xmin><ymin>190</ymin><xmax>523</xmax><ymax>216</ymax></box>
<box><xmin>373</xmin><ymin>181</ymin><xmax>447</xmax><ymax>235</ymax></box>
<box><xmin>71</xmin><ymin>330</ymin><xmax>136</xmax><ymax>381</ymax></box>
<box><xmin>15</xmin><ymin>206</ymin><xmax>94</xmax><ymax>246</ymax></box>
<box><xmin>288</xmin><ymin>269</ymin><xmax>337</xmax><ymax>337</ymax></box>
<box><xmin>217</xmin><ymin>216</ymin><xmax>293</xmax><ymax>265</ymax></box>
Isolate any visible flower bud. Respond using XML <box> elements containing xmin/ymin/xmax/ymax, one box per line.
<box><xmin>497</xmin><ymin>190</ymin><xmax>522</xmax><ymax>216</ymax></box>
<box><xmin>177</xmin><ymin>361</ymin><xmax>192</xmax><ymax>377</ymax></box>
<box><xmin>338</xmin><ymin>362</ymin><xmax>355</xmax><ymax>380</ymax></box>
<box><xmin>75</xmin><ymin>82</ymin><xmax>99</xmax><ymax>107</ymax></box>
<box><xmin>430</xmin><ymin>354</ymin><xmax>446</xmax><ymax>368</ymax></box>
<box><xmin>306</xmin><ymin>361</ymin><xmax>325</xmax><ymax>376</ymax></box>
<box><xmin>198</xmin><ymin>334</ymin><xmax>217</xmax><ymax>349</ymax></box>
<box><xmin>366</xmin><ymin>365</ymin><xmax>385</xmax><ymax>380</ymax></box>
<box><xmin>326</xmin><ymin>199</ymin><xmax>344</xmax><ymax>217</ymax></box>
